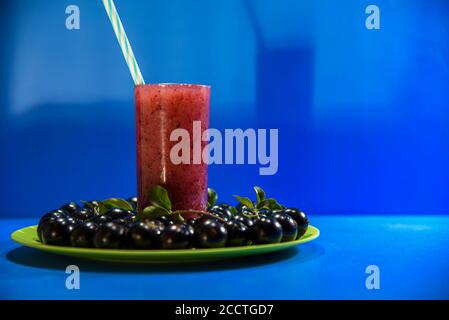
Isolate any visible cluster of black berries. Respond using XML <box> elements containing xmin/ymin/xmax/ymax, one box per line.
<box><xmin>37</xmin><ymin>199</ymin><xmax>309</xmax><ymax>250</ymax></box>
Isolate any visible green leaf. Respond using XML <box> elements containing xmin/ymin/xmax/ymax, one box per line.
<box><xmin>136</xmin><ymin>205</ymin><xmax>170</xmax><ymax>220</ymax></box>
<box><xmin>257</xmin><ymin>198</ymin><xmax>284</xmax><ymax>210</ymax></box>
<box><xmin>233</xmin><ymin>195</ymin><xmax>254</xmax><ymax>209</ymax></box>
<box><xmin>256</xmin><ymin>199</ymin><xmax>269</xmax><ymax>210</ymax></box>
<box><xmin>148</xmin><ymin>185</ymin><xmax>172</xmax><ymax>211</ymax></box>
<box><xmin>254</xmin><ymin>186</ymin><xmax>266</xmax><ymax>204</ymax></box>
<box><xmin>102</xmin><ymin>198</ymin><xmax>134</xmax><ymax>211</ymax></box>
<box><xmin>207</xmin><ymin>188</ymin><xmax>218</xmax><ymax>208</ymax></box>
<box><xmin>96</xmin><ymin>202</ymin><xmax>108</xmax><ymax>215</ymax></box>
<box><xmin>241</xmin><ymin>211</ymin><xmax>258</xmax><ymax>219</ymax></box>
<box><xmin>80</xmin><ymin>200</ymin><xmax>94</xmax><ymax>210</ymax></box>
<box><xmin>228</xmin><ymin>205</ymin><xmax>239</xmax><ymax>215</ymax></box>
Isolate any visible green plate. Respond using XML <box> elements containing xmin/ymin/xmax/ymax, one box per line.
<box><xmin>11</xmin><ymin>225</ymin><xmax>319</xmax><ymax>263</ymax></box>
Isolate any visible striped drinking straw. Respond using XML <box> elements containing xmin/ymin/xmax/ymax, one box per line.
<box><xmin>101</xmin><ymin>0</ymin><xmax>145</xmax><ymax>85</ymax></box>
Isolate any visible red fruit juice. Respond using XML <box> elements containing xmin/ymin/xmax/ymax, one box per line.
<box><xmin>134</xmin><ymin>84</ymin><xmax>210</xmax><ymax>212</ymax></box>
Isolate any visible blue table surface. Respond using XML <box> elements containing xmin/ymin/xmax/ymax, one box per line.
<box><xmin>1</xmin><ymin>215</ymin><xmax>448</xmax><ymax>300</ymax></box>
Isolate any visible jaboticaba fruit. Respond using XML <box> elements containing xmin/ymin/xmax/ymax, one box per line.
<box><xmin>160</xmin><ymin>223</ymin><xmax>194</xmax><ymax>249</ymax></box>
<box><xmin>60</xmin><ymin>202</ymin><xmax>80</xmax><ymax>215</ymax></box>
<box><xmin>70</xmin><ymin>221</ymin><xmax>98</xmax><ymax>247</ymax></box>
<box><xmin>283</xmin><ymin>208</ymin><xmax>309</xmax><ymax>238</ymax></box>
<box><xmin>39</xmin><ymin>218</ymin><xmax>72</xmax><ymax>246</ymax></box>
<box><xmin>252</xmin><ymin>217</ymin><xmax>283</xmax><ymax>244</ymax></box>
<box><xmin>225</xmin><ymin>220</ymin><xmax>249</xmax><ymax>247</ymax></box>
<box><xmin>93</xmin><ymin>222</ymin><xmax>127</xmax><ymax>249</ymax></box>
<box><xmin>271</xmin><ymin>212</ymin><xmax>298</xmax><ymax>242</ymax></box>
<box><xmin>128</xmin><ymin>221</ymin><xmax>163</xmax><ymax>249</ymax></box>
<box><xmin>194</xmin><ymin>219</ymin><xmax>228</xmax><ymax>248</ymax></box>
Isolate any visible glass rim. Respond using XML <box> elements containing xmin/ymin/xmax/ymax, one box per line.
<box><xmin>135</xmin><ymin>83</ymin><xmax>210</xmax><ymax>89</ymax></box>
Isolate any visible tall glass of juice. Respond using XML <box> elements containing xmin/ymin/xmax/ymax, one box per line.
<box><xmin>134</xmin><ymin>84</ymin><xmax>210</xmax><ymax>212</ymax></box>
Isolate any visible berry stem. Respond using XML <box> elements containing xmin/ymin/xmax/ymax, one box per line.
<box><xmin>172</xmin><ymin>210</ymin><xmax>227</xmax><ymax>222</ymax></box>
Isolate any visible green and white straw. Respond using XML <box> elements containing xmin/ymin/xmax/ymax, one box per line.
<box><xmin>102</xmin><ymin>0</ymin><xmax>145</xmax><ymax>85</ymax></box>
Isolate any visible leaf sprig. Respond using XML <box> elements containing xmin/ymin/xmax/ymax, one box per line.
<box><xmin>233</xmin><ymin>186</ymin><xmax>285</xmax><ymax>216</ymax></box>
<box><xmin>207</xmin><ymin>188</ymin><xmax>218</xmax><ymax>208</ymax></box>
<box><xmin>81</xmin><ymin>186</ymin><xmax>283</xmax><ymax>222</ymax></box>
<box><xmin>81</xmin><ymin>198</ymin><xmax>134</xmax><ymax>215</ymax></box>
<box><xmin>136</xmin><ymin>186</ymin><xmax>218</xmax><ymax>222</ymax></box>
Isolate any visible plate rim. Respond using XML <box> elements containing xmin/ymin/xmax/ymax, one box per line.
<box><xmin>10</xmin><ymin>224</ymin><xmax>320</xmax><ymax>258</ymax></box>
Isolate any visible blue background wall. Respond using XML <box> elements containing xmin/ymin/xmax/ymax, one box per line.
<box><xmin>1</xmin><ymin>0</ymin><xmax>448</xmax><ymax>217</ymax></box>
